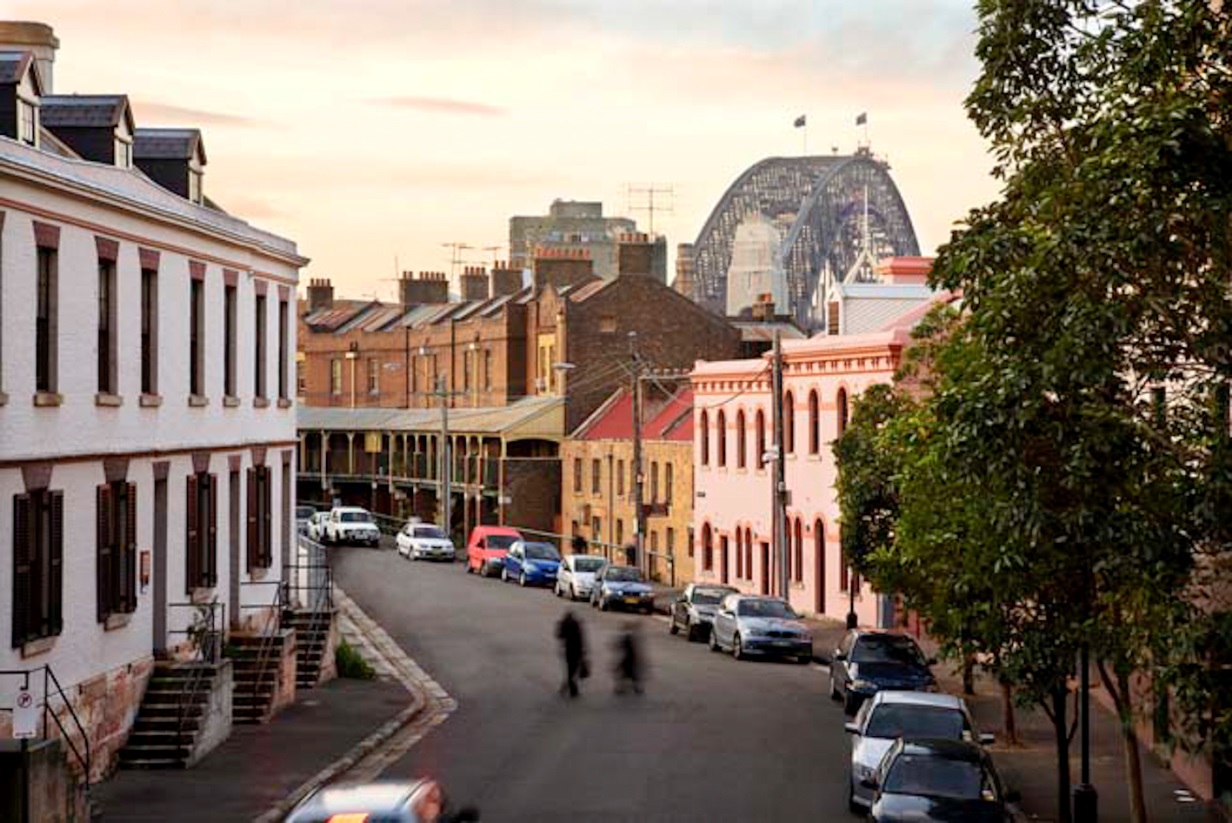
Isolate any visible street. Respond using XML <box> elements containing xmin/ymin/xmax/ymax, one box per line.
<box><xmin>332</xmin><ymin>544</ymin><xmax>851</xmax><ymax>822</ymax></box>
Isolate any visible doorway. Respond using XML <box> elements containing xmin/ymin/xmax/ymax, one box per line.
<box><xmin>760</xmin><ymin>542</ymin><xmax>770</xmax><ymax>595</ymax></box>
<box><xmin>229</xmin><ymin>469</ymin><xmax>241</xmax><ymax>629</ymax></box>
<box><xmin>720</xmin><ymin>535</ymin><xmax>729</xmax><ymax>584</ymax></box>
<box><xmin>153</xmin><ymin>475</ymin><xmax>168</xmax><ymax>655</ymax></box>
<box><xmin>814</xmin><ymin>519</ymin><xmax>826</xmax><ymax>616</ymax></box>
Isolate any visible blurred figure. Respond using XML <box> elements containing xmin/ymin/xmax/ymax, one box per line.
<box><xmin>556</xmin><ymin>609</ymin><xmax>588</xmax><ymax>698</ymax></box>
<box><xmin>614</xmin><ymin>621</ymin><xmax>644</xmax><ymax>695</ymax></box>
<box><xmin>571</xmin><ymin>533</ymin><xmax>588</xmax><ymax>555</ymax></box>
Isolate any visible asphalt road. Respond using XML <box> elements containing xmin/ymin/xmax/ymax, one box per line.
<box><xmin>331</xmin><ymin>543</ymin><xmax>853</xmax><ymax>822</ymax></box>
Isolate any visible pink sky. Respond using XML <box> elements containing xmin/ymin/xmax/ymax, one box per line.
<box><xmin>9</xmin><ymin>1</ymin><xmax>1001</xmax><ymax>300</ymax></box>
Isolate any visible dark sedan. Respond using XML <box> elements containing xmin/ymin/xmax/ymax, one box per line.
<box><xmin>865</xmin><ymin>738</ymin><xmax>1014</xmax><ymax>822</ymax></box>
<box><xmin>669</xmin><ymin>583</ymin><xmax>737</xmax><ymax>641</ymax></box>
<box><xmin>590</xmin><ymin>565</ymin><xmax>655</xmax><ymax>613</ymax></box>
<box><xmin>830</xmin><ymin>629</ymin><xmax>937</xmax><ymax>715</ymax></box>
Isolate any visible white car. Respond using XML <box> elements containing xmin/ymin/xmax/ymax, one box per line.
<box><xmin>396</xmin><ymin>521</ymin><xmax>456</xmax><ymax>561</ymax></box>
<box><xmin>844</xmin><ymin>690</ymin><xmax>993</xmax><ymax>813</ymax></box>
<box><xmin>306</xmin><ymin>512</ymin><xmax>330</xmax><ymax>542</ymax></box>
<box><xmin>324</xmin><ymin>507</ymin><xmax>381</xmax><ymax>546</ymax></box>
<box><xmin>554</xmin><ymin>554</ymin><xmax>606</xmax><ymax>600</ymax></box>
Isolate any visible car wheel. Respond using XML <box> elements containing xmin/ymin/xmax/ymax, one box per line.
<box><xmin>519</xmin><ymin>571</ymin><xmax>527</xmax><ymax>587</ymax></box>
<box><xmin>599</xmin><ymin>595</ymin><xmax>609</xmax><ymax>611</ymax></box>
<box><xmin>501</xmin><ymin>566</ymin><xmax>509</xmax><ymax>583</ymax></box>
<box><xmin>708</xmin><ymin>629</ymin><xmax>721</xmax><ymax>652</ymax></box>
<box><xmin>846</xmin><ymin>777</ymin><xmax>862</xmax><ymax>815</ymax></box>
<box><xmin>733</xmin><ymin>633</ymin><xmax>745</xmax><ymax>660</ymax></box>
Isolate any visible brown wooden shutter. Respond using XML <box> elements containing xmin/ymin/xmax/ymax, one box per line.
<box><xmin>206</xmin><ymin>474</ymin><xmax>218</xmax><ymax>586</ymax></box>
<box><xmin>261</xmin><ymin>469</ymin><xmax>273</xmax><ymax>568</ymax></box>
<box><xmin>246</xmin><ymin>468</ymin><xmax>258</xmax><ymax>571</ymax></box>
<box><xmin>97</xmin><ymin>484</ymin><xmax>113</xmax><ymax>622</ymax></box>
<box><xmin>48</xmin><ymin>491</ymin><xmax>64</xmax><ymax>636</ymax></box>
<box><xmin>186</xmin><ymin>474</ymin><xmax>199</xmax><ymax>593</ymax></box>
<box><xmin>12</xmin><ymin>494</ymin><xmax>32</xmax><ymax>646</ymax></box>
<box><xmin>123</xmin><ymin>482</ymin><xmax>138</xmax><ymax>613</ymax></box>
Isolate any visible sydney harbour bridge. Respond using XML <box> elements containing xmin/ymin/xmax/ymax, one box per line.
<box><xmin>688</xmin><ymin>149</ymin><xmax>920</xmax><ymax>329</ymax></box>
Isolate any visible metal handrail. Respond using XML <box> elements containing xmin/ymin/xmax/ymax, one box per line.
<box><xmin>167</xmin><ymin>600</ymin><xmax>224</xmax><ymax>758</ymax></box>
<box><xmin>0</xmin><ymin>665</ymin><xmax>93</xmax><ymax>792</ymax></box>
<box><xmin>238</xmin><ymin>581</ymin><xmax>284</xmax><ymax>715</ymax></box>
<box><xmin>284</xmin><ymin>563</ymin><xmax>334</xmax><ymax>613</ymax></box>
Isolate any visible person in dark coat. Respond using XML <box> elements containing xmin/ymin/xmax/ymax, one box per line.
<box><xmin>614</xmin><ymin>621</ymin><xmax>643</xmax><ymax>695</ymax></box>
<box><xmin>571</xmin><ymin>534</ymin><xmax>588</xmax><ymax>556</ymax></box>
<box><xmin>556</xmin><ymin>609</ymin><xmax>587</xmax><ymax>698</ymax></box>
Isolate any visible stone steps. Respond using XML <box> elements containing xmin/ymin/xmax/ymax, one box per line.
<box><xmin>119</xmin><ymin>663</ymin><xmax>220</xmax><ymax>769</ymax></box>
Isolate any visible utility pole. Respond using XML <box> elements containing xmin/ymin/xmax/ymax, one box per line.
<box><xmin>431</xmin><ymin>375</ymin><xmax>466</xmax><ymax>541</ymax></box>
<box><xmin>771</xmin><ymin>330</ymin><xmax>789</xmax><ymax>599</ymax></box>
<box><xmin>630</xmin><ymin>332</ymin><xmax>646</xmax><ymax>573</ymax></box>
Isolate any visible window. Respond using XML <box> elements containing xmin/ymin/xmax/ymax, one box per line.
<box><xmin>189</xmin><ymin>278</ymin><xmax>204</xmax><ymax>397</ymax></box>
<box><xmin>745</xmin><ymin>528</ymin><xmax>753</xmax><ymax>578</ymax></box>
<box><xmin>484</xmin><ymin>349</ymin><xmax>493</xmax><ymax>392</ymax></box>
<box><xmin>617</xmin><ymin>459</ymin><xmax>625</xmax><ymax>497</ymax></box>
<box><xmin>666</xmin><ymin>527</ymin><xmax>675</xmax><ymax>559</ymax></box>
<box><xmin>96</xmin><ymin>481</ymin><xmax>137</xmax><ymax>620</ymax></box>
<box><xmin>616</xmin><ymin>519</ymin><xmax>623</xmax><ymax>545</ymax></box>
<box><xmin>592</xmin><ymin>516</ymin><xmax>602</xmax><ymax>541</ymax></box>
<box><xmin>837</xmin><ymin>388</ymin><xmax>849</xmax><ymax>437</ymax></box>
<box><xmin>808</xmin><ymin>390</ymin><xmax>820</xmax><ymax>454</ymax></box>
<box><xmin>18</xmin><ymin>99</ymin><xmax>36</xmax><ymax>145</ymax></box>
<box><xmin>463</xmin><ymin>350</ymin><xmax>472</xmax><ymax>391</ymax></box>
<box><xmin>97</xmin><ymin>257</ymin><xmax>117</xmax><ymax>394</ymax></box>
<box><xmin>296</xmin><ymin>361</ymin><xmax>305</xmax><ymax>395</ymax></box>
<box><xmin>736</xmin><ymin>410</ymin><xmax>747</xmax><ymax>468</ymax></box>
<box><xmin>700</xmin><ymin>410</ymin><xmax>709</xmax><ymax>465</ymax></box>
<box><xmin>650</xmin><ymin>530</ymin><xmax>658</xmax><ymax>556</ymax></box>
<box><xmin>573</xmin><ymin>457</ymin><xmax>583</xmax><ymax>493</ymax></box>
<box><xmin>224</xmin><ymin>284</ymin><xmax>237</xmax><ymax>397</ymax></box>
<box><xmin>687</xmin><ymin>526</ymin><xmax>695</xmax><ymax>559</ymax></box>
<box><xmin>599</xmin><ymin>314</ymin><xmax>617</xmax><ymax>333</ymax></box>
<box><xmin>254</xmin><ymin>293</ymin><xmax>268</xmax><ymax>399</ymax></box>
<box><xmin>716</xmin><ymin>410</ymin><xmax>727</xmax><ymax>467</ymax></box>
<box><xmin>186</xmin><ymin>473</ymin><xmax>218</xmax><ymax>591</ymax></box>
<box><xmin>247</xmin><ymin>466</ymin><xmax>273</xmax><ymax>570</ymax></box>
<box><xmin>784</xmin><ymin>391</ymin><xmax>795</xmax><ymax>454</ymax></box>
<box><xmin>702</xmin><ymin>524</ymin><xmax>713</xmax><ymax>571</ymax></box>
<box><xmin>12</xmin><ymin>489</ymin><xmax>64</xmax><ymax>646</ymax></box>
<box><xmin>756</xmin><ymin>410</ymin><xmax>766</xmax><ymax>469</ymax></box>
<box><xmin>650</xmin><ymin>462</ymin><xmax>659</xmax><ymax>502</ymax></box>
<box><xmin>815</xmin><ymin>519</ymin><xmax>826</xmax><ymax>614</ymax></box>
<box><xmin>665</xmin><ymin>463</ymin><xmax>673</xmax><ymax>501</ymax></box>
<box><xmin>278</xmin><ymin>300</ymin><xmax>289</xmax><ymax>400</ymax></box>
<box><xmin>736</xmin><ymin>529</ymin><xmax>743</xmax><ymax>578</ymax></box>
<box><xmin>141</xmin><ymin>268</ymin><xmax>158</xmax><ymax>395</ymax></box>
<box><xmin>35</xmin><ymin>246</ymin><xmax>57</xmax><ymax>393</ymax></box>
<box><xmin>367</xmin><ymin>357</ymin><xmax>380</xmax><ymax>395</ymax></box>
<box><xmin>794</xmin><ymin>519</ymin><xmax>804</xmax><ymax>583</ymax></box>
<box><xmin>330</xmin><ymin>359</ymin><xmax>342</xmax><ymax>396</ymax></box>
<box><xmin>591</xmin><ymin>458</ymin><xmax>601</xmax><ymax>495</ymax></box>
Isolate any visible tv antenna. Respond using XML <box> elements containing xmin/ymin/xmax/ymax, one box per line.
<box><xmin>626</xmin><ymin>184</ymin><xmax>674</xmax><ymax>236</ymax></box>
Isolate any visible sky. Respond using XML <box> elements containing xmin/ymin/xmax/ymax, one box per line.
<box><xmin>8</xmin><ymin>0</ymin><xmax>1002</xmax><ymax>301</ymax></box>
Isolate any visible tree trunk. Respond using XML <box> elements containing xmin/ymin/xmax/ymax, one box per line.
<box><xmin>1002</xmin><ymin>680</ymin><xmax>1019</xmax><ymax>745</ymax></box>
<box><xmin>1051</xmin><ymin>687</ymin><xmax>1074</xmax><ymax>823</ymax></box>
<box><xmin>1117</xmin><ymin>669</ymin><xmax>1148</xmax><ymax>823</ymax></box>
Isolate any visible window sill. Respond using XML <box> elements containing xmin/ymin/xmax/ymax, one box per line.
<box><xmin>188</xmin><ymin>395</ymin><xmax>210</xmax><ymax>408</ymax></box>
<box><xmin>21</xmin><ymin>636</ymin><xmax>57</xmax><ymax>659</ymax></box>
<box><xmin>34</xmin><ymin>391</ymin><xmax>63</xmax><ymax>407</ymax></box>
<box><xmin>104</xmin><ymin>612</ymin><xmax>133</xmax><ymax>632</ymax></box>
<box><xmin>253</xmin><ymin>397</ymin><xmax>271</xmax><ymax>409</ymax></box>
<box><xmin>277</xmin><ymin>398</ymin><xmax>293</xmax><ymax>409</ymax></box>
<box><xmin>139</xmin><ymin>393</ymin><xmax>163</xmax><ymax>408</ymax></box>
<box><xmin>223</xmin><ymin>395</ymin><xmax>241</xmax><ymax>408</ymax></box>
<box><xmin>95</xmin><ymin>392</ymin><xmax>124</xmax><ymax>408</ymax></box>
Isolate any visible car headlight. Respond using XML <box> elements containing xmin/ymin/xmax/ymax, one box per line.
<box><xmin>851</xmin><ymin>679</ymin><xmax>877</xmax><ymax>692</ymax></box>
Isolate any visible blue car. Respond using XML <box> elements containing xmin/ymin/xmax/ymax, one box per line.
<box><xmin>501</xmin><ymin>540</ymin><xmax>562</xmax><ymax>587</ymax></box>
<box><xmin>590</xmin><ymin>565</ymin><xmax>655</xmax><ymax>613</ymax></box>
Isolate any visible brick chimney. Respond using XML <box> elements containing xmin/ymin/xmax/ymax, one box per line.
<box><xmin>400</xmin><ymin>271</ymin><xmax>450</xmax><ymax>306</ymax></box>
<box><xmin>617</xmin><ymin>232</ymin><xmax>656</xmax><ymax>278</ymax></box>
<box><xmin>674</xmin><ymin>242</ymin><xmax>696</xmax><ymax>297</ymax></box>
<box><xmin>0</xmin><ymin>22</ymin><xmax>58</xmax><ymax>93</ymax></box>
<box><xmin>460</xmin><ymin>266</ymin><xmax>489</xmax><ymax>301</ymax></box>
<box><xmin>533</xmin><ymin>247</ymin><xmax>594</xmax><ymax>291</ymax></box>
<box><xmin>307</xmin><ymin>277</ymin><xmax>334</xmax><ymax>312</ymax></box>
<box><xmin>490</xmin><ymin>261</ymin><xmax>524</xmax><ymax>297</ymax></box>
<box><xmin>875</xmin><ymin>256</ymin><xmax>933</xmax><ymax>286</ymax></box>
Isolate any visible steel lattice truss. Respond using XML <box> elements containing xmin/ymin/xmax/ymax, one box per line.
<box><xmin>691</xmin><ymin>152</ymin><xmax>920</xmax><ymax>328</ymax></box>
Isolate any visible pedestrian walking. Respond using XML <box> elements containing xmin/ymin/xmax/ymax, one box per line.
<box><xmin>556</xmin><ymin>609</ymin><xmax>588</xmax><ymax>698</ymax></box>
<box><xmin>614</xmin><ymin>621</ymin><xmax>643</xmax><ymax>695</ymax></box>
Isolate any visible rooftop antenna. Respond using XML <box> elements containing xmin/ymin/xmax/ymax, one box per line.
<box><xmin>441</xmin><ymin>241</ymin><xmax>473</xmax><ymax>293</ymax></box>
<box><xmin>626</xmin><ymin>184</ymin><xmax>674</xmax><ymax>236</ymax></box>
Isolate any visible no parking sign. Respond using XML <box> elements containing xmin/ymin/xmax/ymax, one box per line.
<box><xmin>13</xmin><ymin>687</ymin><xmax>37</xmax><ymax>739</ymax></box>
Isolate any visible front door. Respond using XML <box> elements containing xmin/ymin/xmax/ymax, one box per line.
<box><xmin>761</xmin><ymin>542</ymin><xmax>771</xmax><ymax>595</ymax></box>
<box><xmin>719</xmin><ymin>536</ymin><xmax>729</xmax><ymax>584</ymax></box>
<box><xmin>153</xmin><ymin>474</ymin><xmax>168</xmax><ymax>655</ymax></box>
<box><xmin>815</xmin><ymin>521</ymin><xmax>826</xmax><ymax>616</ymax></box>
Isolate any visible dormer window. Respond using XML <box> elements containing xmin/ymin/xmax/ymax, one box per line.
<box><xmin>18</xmin><ymin>98</ymin><xmax>36</xmax><ymax>145</ymax></box>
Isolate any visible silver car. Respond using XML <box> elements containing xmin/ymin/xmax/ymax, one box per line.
<box><xmin>844</xmin><ymin>690</ymin><xmax>994</xmax><ymax>813</ymax></box>
<box><xmin>670</xmin><ymin>583</ymin><xmax>737</xmax><ymax>641</ymax></box>
<box><xmin>555</xmin><ymin>554</ymin><xmax>606</xmax><ymax>600</ymax></box>
<box><xmin>708</xmin><ymin>594</ymin><xmax>813</xmax><ymax>663</ymax></box>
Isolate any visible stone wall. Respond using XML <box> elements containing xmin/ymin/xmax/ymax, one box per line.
<box><xmin>186</xmin><ymin>658</ymin><xmax>232</xmax><ymax>768</ymax></box>
<box><xmin>270</xmin><ymin>629</ymin><xmax>297</xmax><ymax>717</ymax></box>
<box><xmin>0</xmin><ymin>738</ymin><xmax>90</xmax><ymax>823</ymax></box>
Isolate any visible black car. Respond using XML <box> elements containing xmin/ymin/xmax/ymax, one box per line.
<box><xmin>669</xmin><ymin>583</ymin><xmax>737</xmax><ymax>641</ymax></box>
<box><xmin>864</xmin><ymin>738</ymin><xmax>1014</xmax><ymax>822</ymax></box>
<box><xmin>829</xmin><ymin>630</ymin><xmax>937</xmax><ymax>715</ymax></box>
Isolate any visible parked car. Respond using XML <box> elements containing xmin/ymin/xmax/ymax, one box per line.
<box><xmin>397</xmin><ymin>520</ymin><xmax>456</xmax><ymax>561</ymax></box>
<box><xmin>708</xmin><ymin>594</ymin><xmax>813</xmax><ymax>662</ymax></box>
<box><xmin>864</xmin><ymin>738</ymin><xmax>1014</xmax><ymax>822</ymax></box>
<box><xmin>830</xmin><ymin>630</ymin><xmax>938</xmax><ymax>715</ymax></box>
<box><xmin>464</xmin><ymin>526</ymin><xmax>523</xmax><ymax>577</ymax></box>
<box><xmin>295</xmin><ymin>505</ymin><xmax>316</xmax><ymax>535</ymax></box>
<box><xmin>306</xmin><ymin>512</ymin><xmax>330</xmax><ymax>542</ymax></box>
<box><xmin>845</xmin><ymin>691</ymin><xmax>994</xmax><ymax>814</ymax></box>
<box><xmin>501</xmin><ymin>540</ymin><xmax>562</xmax><ymax>587</ymax></box>
<box><xmin>284</xmin><ymin>778</ymin><xmax>479</xmax><ymax>823</ymax></box>
<box><xmin>324</xmin><ymin>506</ymin><xmax>382</xmax><ymax>546</ymax></box>
<box><xmin>669</xmin><ymin>583</ymin><xmax>738</xmax><ymax>641</ymax></box>
<box><xmin>590</xmin><ymin>565</ymin><xmax>655</xmax><ymax>613</ymax></box>
<box><xmin>555</xmin><ymin>554</ymin><xmax>607</xmax><ymax>600</ymax></box>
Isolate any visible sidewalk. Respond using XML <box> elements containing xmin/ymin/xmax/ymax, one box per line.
<box><xmin>93</xmin><ymin>677</ymin><xmax>412</xmax><ymax>822</ymax></box>
<box><xmin>803</xmin><ymin>618</ymin><xmax>1216</xmax><ymax>822</ymax></box>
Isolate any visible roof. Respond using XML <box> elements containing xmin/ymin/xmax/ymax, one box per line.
<box><xmin>41</xmin><ymin>94</ymin><xmax>132</xmax><ymax>129</ymax></box>
<box><xmin>133</xmin><ymin>128</ymin><xmax>206</xmax><ymax>164</ymax></box>
<box><xmin>573</xmin><ymin>387</ymin><xmax>693</xmax><ymax>442</ymax></box>
<box><xmin>732</xmin><ymin>321</ymin><xmax>807</xmax><ymax>343</ymax></box>
<box><xmin>0</xmin><ymin>51</ymin><xmax>34</xmax><ymax>85</ymax></box>
<box><xmin>301</xmin><ymin>300</ymin><xmax>380</xmax><ymax>332</ymax></box>
<box><xmin>296</xmin><ymin>395</ymin><xmax>564</xmax><ymax>438</ymax></box>
<box><xmin>877</xmin><ymin>289</ymin><xmax>961</xmax><ymax>332</ymax></box>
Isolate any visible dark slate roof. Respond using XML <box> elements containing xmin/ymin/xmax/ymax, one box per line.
<box><xmin>133</xmin><ymin>128</ymin><xmax>206</xmax><ymax>164</ymax></box>
<box><xmin>0</xmin><ymin>51</ymin><xmax>34</xmax><ymax>85</ymax></box>
<box><xmin>41</xmin><ymin>95</ymin><xmax>131</xmax><ymax>129</ymax></box>
<box><xmin>37</xmin><ymin>127</ymin><xmax>80</xmax><ymax>159</ymax></box>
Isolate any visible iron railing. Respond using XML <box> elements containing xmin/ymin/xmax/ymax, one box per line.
<box><xmin>167</xmin><ymin>600</ymin><xmax>224</xmax><ymax>758</ymax></box>
<box><xmin>238</xmin><ymin>580</ymin><xmax>285</xmax><ymax>713</ymax></box>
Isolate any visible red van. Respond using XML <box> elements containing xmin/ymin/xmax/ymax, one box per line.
<box><xmin>465</xmin><ymin>526</ymin><xmax>524</xmax><ymax>577</ymax></box>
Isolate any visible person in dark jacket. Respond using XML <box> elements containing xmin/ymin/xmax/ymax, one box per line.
<box><xmin>614</xmin><ymin>621</ymin><xmax>643</xmax><ymax>695</ymax></box>
<box><xmin>571</xmin><ymin>534</ymin><xmax>588</xmax><ymax>556</ymax></box>
<box><xmin>556</xmin><ymin>609</ymin><xmax>587</xmax><ymax>698</ymax></box>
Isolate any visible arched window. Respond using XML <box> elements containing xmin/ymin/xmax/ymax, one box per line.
<box><xmin>735</xmin><ymin>528</ymin><xmax>744</xmax><ymax>578</ymax></box>
<box><xmin>814</xmin><ymin>519</ymin><xmax>826</xmax><ymax>614</ymax></box>
<box><xmin>665</xmin><ymin>463</ymin><xmax>673</xmax><ymax>501</ymax></box>
<box><xmin>745</xmin><ymin>527</ymin><xmax>753</xmax><ymax>578</ymax></box>
<box><xmin>783</xmin><ymin>392</ymin><xmax>795</xmax><ymax>454</ymax></box>
<box><xmin>716</xmin><ymin>410</ymin><xmax>727</xmax><ymax>467</ymax></box>
<box><xmin>794</xmin><ymin>519</ymin><xmax>804</xmax><ymax>583</ymax></box>
<box><xmin>755</xmin><ymin>409</ymin><xmax>766</xmax><ymax>469</ymax></box>
<box><xmin>700</xmin><ymin>410</ymin><xmax>710</xmax><ymax>466</ymax></box>
<box><xmin>736</xmin><ymin>410</ymin><xmax>747</xmax><ymax>468</ymax></box>
<box><xmin>808</xmin><ymin>390</ymin><xmax>820</xmax><ymax>455</ymax></box>
<box><xmin>837</xmin><ymin>388</ymin><xmax>849</xmax><ymax>437</ymax></box>
<box><xmin>703</xmin><ymin>523</ymin><xmax>714</xmax><ymax>571</ymax></box>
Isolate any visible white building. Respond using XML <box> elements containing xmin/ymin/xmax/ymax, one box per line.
<box><xmin>0</xmin><ymin>22</ymin><xmax>306</xmax><ymax>778</ymax></box>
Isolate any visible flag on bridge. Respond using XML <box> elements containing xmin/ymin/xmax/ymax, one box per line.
<box><xmin>793</xmin><ymin>114</ymin><xmax>806</xmax><ymax>128</ymax></box>
<box><xmin>855</xmin><ymin>112</ymin><xmax>867</xmax><ymax>126</ymax></box>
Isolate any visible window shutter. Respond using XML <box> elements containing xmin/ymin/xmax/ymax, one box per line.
<box><xmin>206</xmin><ymin>475</ymin><xmax>218</xmax><ymax>587</ymax></box>
<box><xmin>185</xmin><ymin>474</ymin><xmax>199</xmax><ymax>593</ymax></box>
<box><xmin>12</xmin><ymin>494</ymin><xmax>32</xmax><ymax>647</ymax></box>
<box><xmin>261</xmin><ymin>469</ymin><xmax>273</xmax><ymax>568</ymax></box>
<box><xmin>97</xmin><ymin>484</ymin><xmax>113</xmax><ymax>622</ymax></box>
<box><xmin>246</xmin><ymin>468</ymin><xmax>258</xmax><ymax>572</ymax></box>
<box><xmin>48</xmin><ymin>491</ymin><xmax>64</xmax><ymax>636</ymax></box>
<box><xmin>123</xmin><ymin>482</ymin><xmax>138</xmax><ymax>613</ymax></box>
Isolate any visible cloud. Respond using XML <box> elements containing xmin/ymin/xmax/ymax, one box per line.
<box><xmin>372</xmin><ymin>96</ymin><xmax>507</xmax><ymax>117</ymax></box>
<box><xmin>131</xmin><ymin>100</ymin><xmax>260</xmax><ymax>128</ymax></box>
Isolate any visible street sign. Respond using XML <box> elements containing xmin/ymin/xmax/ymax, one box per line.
<box><xmin>13</xmin><ymin>687</ymin><xmax>37</xmax><ymax>739</ymax></box>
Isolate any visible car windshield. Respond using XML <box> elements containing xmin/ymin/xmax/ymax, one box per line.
<box><xmin>737</xmin><ymin>599</ymin><xmax>795</xmax><ymax>618</ymax></box>
<box><xmin>414</xmin><ymin>526</ymin><xmax>448</xmax><ymax>540</ymax></box>
<box><xmin>883</xmin><ymin>755</ymin><xmax>991</xmax><ymax>801</ymax></box>
<box><xmin>340</xmin><ymin>512</ymin><xmax>372</xmax><ymax>523</ymax></box>
<box><xmin>852</xmin><ymin>635</ymin><xmax>927</xmax><ymax>666</ymax></box>
<box><xmin>693</xmin><ymin>588</ymin><xmax>732</xmax><ymax>605</ymax></box>
<box><xmin>485</xmin><ymin>535</ymin><xmax>518</xmax><ymax>550</ymax></box>
<box><xmin>296</xmin><ymin>506</ymin><xmax>315</xmax><ymax>519</ymax></box>
<box><xmin>524</xmin><ymin>543</ymin><xmax>560</xmax><ymax>560</ymax></box>
<box><xmin>573</xmin><ymin>557</ymin><xmax>606</xmax><ymax>572</ymax></box>
<box><xmin>866</xmin><ymin>705</ymin><xmax>966</xmax><ymax>740</ymax></box>
<box><xmin>605</xmin><ymin>567</ymin><xmax>642</xmax><ymax>582</ymax></box>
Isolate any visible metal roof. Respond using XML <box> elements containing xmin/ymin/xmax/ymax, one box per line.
<box><xmin>297</xmin><ymin>395</ymin><xmax>564</xmax><ymax>437</ymax></box>
<box><xmin>41</xmin><ymin>94</ymin><xmax>131</xmax><ymax>129</ymax></box>
<box><xmin>133</xmin><ymin>128</ymin><xmax>205</xmax><ymax>163</ymax></box>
